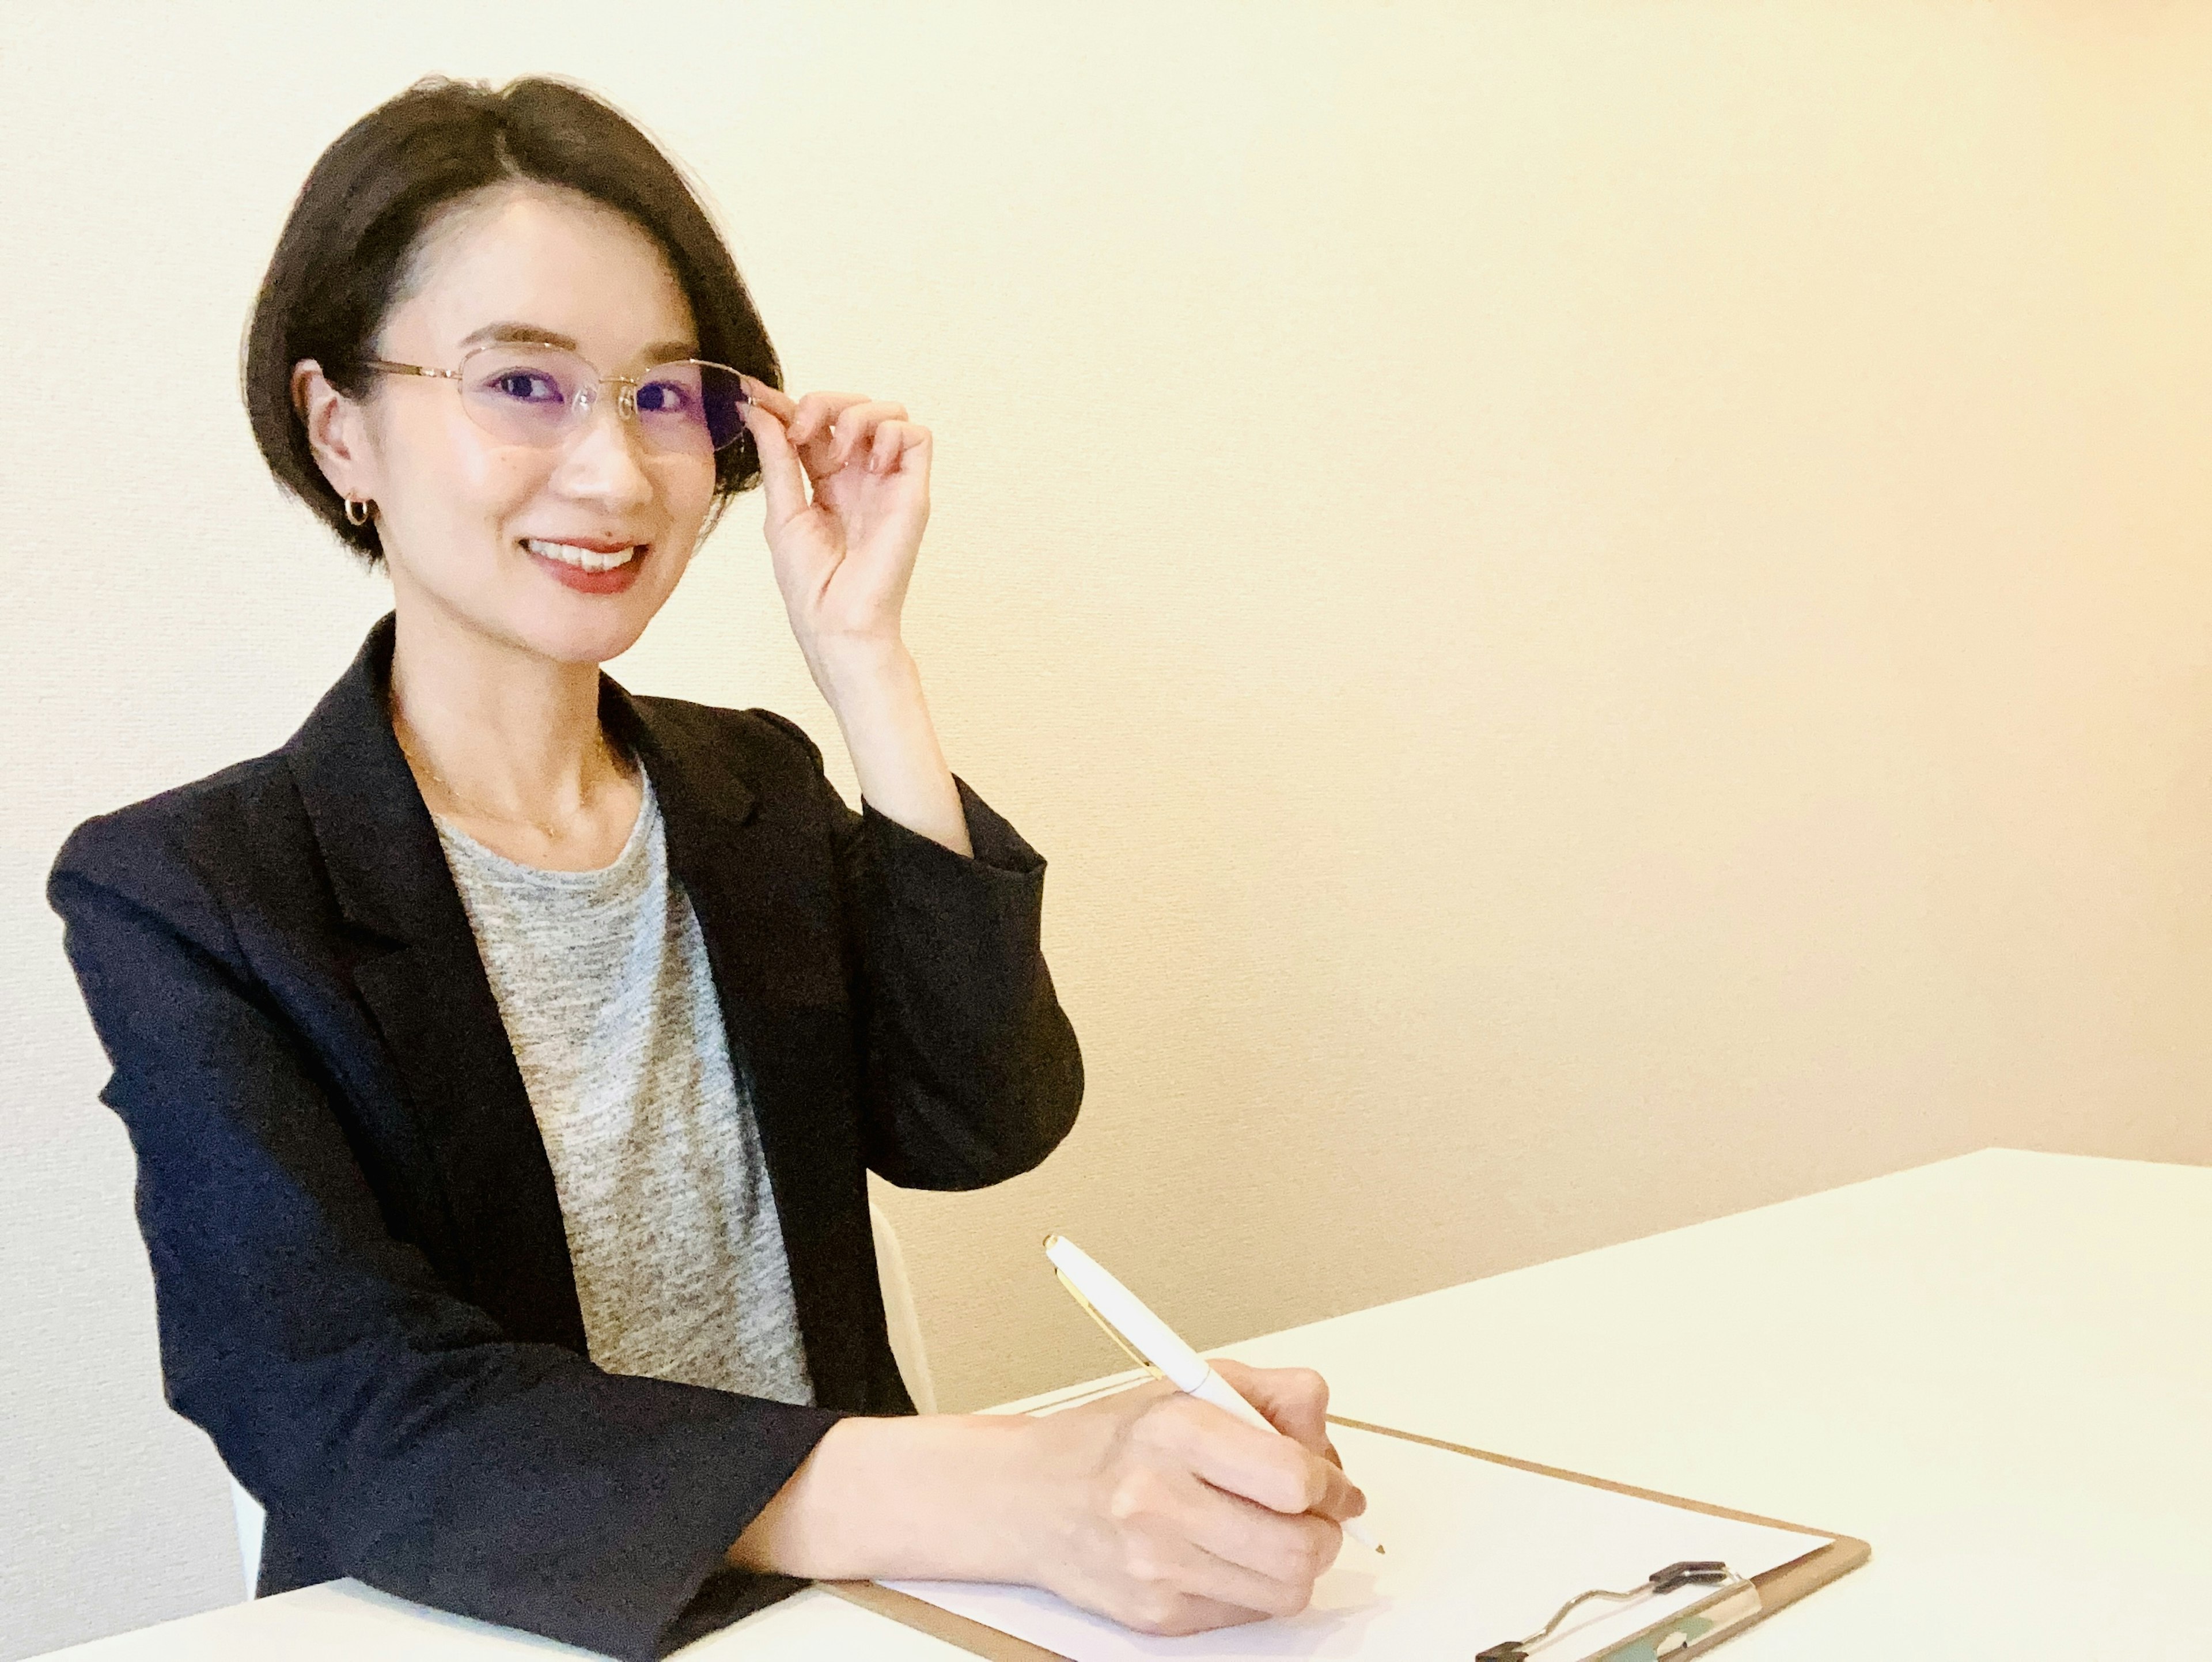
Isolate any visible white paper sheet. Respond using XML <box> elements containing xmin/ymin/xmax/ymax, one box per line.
<box><xmin>882</xmin><ymin>1424</ymin><xmax>1828</xmax><ymax>1660</ymax></box>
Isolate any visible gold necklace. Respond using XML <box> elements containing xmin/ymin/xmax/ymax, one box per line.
<box><xmin>390</xmin><ymin>705</ymin><xmax>627</xmax><ymax>845</ymax></box>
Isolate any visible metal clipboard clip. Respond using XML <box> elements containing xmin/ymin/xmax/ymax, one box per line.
<box><xmin>1476</xmin><ymin>1561</ymin><xmax>1763</xmax><ymax>1661</ymax></box>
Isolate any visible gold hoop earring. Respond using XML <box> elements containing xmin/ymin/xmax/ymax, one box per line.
<box><xmin>344</xmin><ymin>497</ymin><xmax>371</xmax><ymax>528</ymax></box>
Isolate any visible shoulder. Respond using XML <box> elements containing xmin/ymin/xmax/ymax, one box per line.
<box><xmin>48</xmin><ymin>749</ymin><xmax>304</xmax><ymax>936</ymax></box>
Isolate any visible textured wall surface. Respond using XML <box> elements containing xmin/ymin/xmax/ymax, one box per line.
<box><xmin>4</xmin><ymin>3</ymin><xmax>2209</xmax><ymax>1655</ymax></box>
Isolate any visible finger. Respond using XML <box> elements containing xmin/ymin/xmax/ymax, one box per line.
<box><xmin>1115</xmin><ymin>1587</ymin><xmax>1271</xmax><ymax>1640</ymax></box>
<box><xmin>785</xmin><ymin>391</ymin><xmax>872</xmax><ymax>449</ymax></box>
<box><xmin>1211</xmin><ymin>1360</ymin><xmax>1331</xmax><ymax>1452</ymax></box>
<box><xmin>1126</xmin><ymin>1508</ymin><xmax>1330</xmax><ymax>1624</ymax></box>
<box><xmin>1158</xmin><ymin>1398</ymin><xmax>1364</xmax><ymax>1521</ymax></box>
<box><xmin>1176</xmin><ymin>1490</ymin><xmax>1344</xmax><ymax>1609</ymax></box>
<box><xmin>868</xmin><ymin>418</ymin><xmax>930</xmax><ymax>475</ymax></box>
<box><xmin>1173</xmin><ymin>1546</ymin><xmax>1327</xmax><ymax>1622</ymax></box>
<box><xmin>739</xmin><ymin>376</ymin><xmax>799</xmax><ymax>425</ymax></box>
<box><xmin>819</xmin><ymin>400</ymin><xmax>908</xmax><ymax>469</ymax></box>
<box><xmin>790</xmin><ymin>396</ymin><xmax>876</xmax><ymax>488</ymax></box>
<box><xmin>738</xmin><ymin>398</ymin><xmax>811</xmax><ymax>528</ymax></box>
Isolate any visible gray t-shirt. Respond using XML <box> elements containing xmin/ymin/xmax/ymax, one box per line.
<box><xmin>433</xmin><ymin>774</ymin><xmax>813</xmax><ymax>1406</ymax></box>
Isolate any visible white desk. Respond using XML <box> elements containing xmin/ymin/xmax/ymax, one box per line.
<box><xmin>40</xmin><ymin>1149</ymin><xmax>2212</xmax><ymax>1659</ymax></box>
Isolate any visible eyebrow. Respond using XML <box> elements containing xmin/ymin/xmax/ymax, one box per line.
<box><xmin>457</xmin><ymin>321</ymin><xmax>701</xmax><ymax>363</ymax></box>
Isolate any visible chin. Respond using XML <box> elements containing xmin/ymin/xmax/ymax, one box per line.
<box><xmin>507</xmin><ymin>542</ymin><xmax>691</xmax><ymax>665</ymax></box>
<box><xmin>513</xmin><ymin>596</ymin><xmax>663</xmax><ymax>667</ymax></box>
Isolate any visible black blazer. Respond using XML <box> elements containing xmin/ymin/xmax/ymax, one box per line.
<box><xmin>47</xmin><ymin>615</ymin><xmax>1082</xmax><ymax>1659</ymax></box>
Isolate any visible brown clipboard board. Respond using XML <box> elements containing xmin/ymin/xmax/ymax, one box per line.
<box><xmin>821</xmin><ymin>1415</ymin><xmax>1871</xmax><ymax>1661</ymax></box>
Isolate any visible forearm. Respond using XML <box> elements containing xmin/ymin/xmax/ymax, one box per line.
<box><xmin>726</xmin><ymin>1413</ymin><xmax>1050</xmax><ymax>1582</ymax></box>
<box><xmin>810</xmin><ymin>638</ymin><xmax>972</xmax><ymax>858</ymax></box>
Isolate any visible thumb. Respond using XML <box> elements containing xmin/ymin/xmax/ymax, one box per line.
<box><xmin>741</xmin><ymin>393</ymin><xmax>811</xmax><ymax>530</ymax></box>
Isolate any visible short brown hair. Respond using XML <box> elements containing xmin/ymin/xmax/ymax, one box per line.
<box><xmin>243</xmin><ymin>75</ymin><xmax>776</xmax><ymax>563</ymax></box>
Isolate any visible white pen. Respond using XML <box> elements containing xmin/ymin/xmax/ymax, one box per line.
<box><xmin>1044</xmin><ymin>1233</ymin><xmax>1382</xmax><ymax>1553</ymax></box>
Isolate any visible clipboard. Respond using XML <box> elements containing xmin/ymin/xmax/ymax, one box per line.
<box><xmin>822</xmin><ymin>1415</ymin><xmax>1869</xmax><ymax>1661</ymax></box>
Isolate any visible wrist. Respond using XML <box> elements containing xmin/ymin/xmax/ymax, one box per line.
<box><xmin>793</xmin><ymin>630</ymin><xmax>970</xmax><ymax>855</ymax></box>
<box><xmin>801</xmin><ymin>631</ymin><xmax>915</xmax><ymax>713</ymax></box>
<box><xmin>729</xmin><ymin>1413</ymin><xmax>1054</xmax><ymax>1584</ymax></box>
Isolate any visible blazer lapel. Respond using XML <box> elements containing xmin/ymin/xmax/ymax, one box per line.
<box><xmin>610</xmin><ymin>690</ymin><xmax>880</xmax><ymax>1413</ymax></box>
<box><xmin>283</xmin><ymin>615</ymin><xmax>586</xmax><ymax>1353</ymax></box>
<box><xmin>283</xmin><ymin>616</ymin><xmax>878</xmax><ymax>1407</ymax></box>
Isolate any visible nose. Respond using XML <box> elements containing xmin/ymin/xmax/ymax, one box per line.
<box><xmin>549</xmin><ymin>386</ymin><xmax>654</xmax><ymax>512</ymax></box>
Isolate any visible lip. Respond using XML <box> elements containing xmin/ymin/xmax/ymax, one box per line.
<box><xmin>521</xmin><ymin>537</ymin><xmax>649</xmax><ymax>596</ymax></box>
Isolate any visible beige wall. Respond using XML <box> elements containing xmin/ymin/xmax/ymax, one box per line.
<box><xmin>5</xmin><ymin>2</ymin><xmax>2210</xmax><ymax>1654</ymax></box>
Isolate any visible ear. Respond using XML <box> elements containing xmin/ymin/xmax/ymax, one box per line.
<box><xmin>291</xmin><ymin>359</ymin><xmax>378</xmax><ymax>503</ymax></box>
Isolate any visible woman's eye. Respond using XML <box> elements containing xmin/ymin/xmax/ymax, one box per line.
<box><xmin>636</xmin><ymin>379</ymin><xmax>694</xmax><ymax>415</ymax></box>
<box><xmin>491</xmin><ymin>370</ymin><xmax>564</xmax><ymax>403</ymax></box>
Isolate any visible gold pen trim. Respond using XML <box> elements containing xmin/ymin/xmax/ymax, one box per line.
<box><xmin>1044</xmin><ymin>1234</ymin><xmax>1164</xmax><ymax>1379</ymax></box>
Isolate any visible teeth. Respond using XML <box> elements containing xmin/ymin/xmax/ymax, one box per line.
<box><xmin>525</xmin><ymin>538</ymin><xmax>639</xmax><ymax>573</ymax></box>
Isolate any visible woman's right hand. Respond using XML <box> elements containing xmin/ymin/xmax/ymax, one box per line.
<box><xmin>730</xmin><ymin>1362</ymin><xmax>1365</xmax><ymax>1636</ymax></box>
<box><xmin>1020</xmin><ymin>1364</ymin><xmax>1366</xmax><ymax>1633</ymax></box>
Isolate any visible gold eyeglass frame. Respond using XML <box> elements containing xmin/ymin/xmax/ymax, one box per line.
<box><xmin>361</xmin><ymin>347</ymin><xmax>752</xmax><ymax>452</ymax></box>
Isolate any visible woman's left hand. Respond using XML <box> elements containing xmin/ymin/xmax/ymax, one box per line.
<box><xmin>740</xmin><ymin>380</ymin><xmax>931</xmax><ymax>675</ymax></box>
<box><xmin>736</xmin><ymin>378</ymin><xmax>967</xmax><ymax>855</ymax></box>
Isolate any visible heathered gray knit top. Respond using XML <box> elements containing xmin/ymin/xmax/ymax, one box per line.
<box><xmin>433</xmin><ymin>773</ymin><xmax>813</xmax><ymax>1406</ymax></box>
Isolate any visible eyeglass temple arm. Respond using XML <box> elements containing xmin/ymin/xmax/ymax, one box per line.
<box><xmin>359</xmin><ymin>358</ymin><xmax>460</xmax><ymax>381</ymax></box>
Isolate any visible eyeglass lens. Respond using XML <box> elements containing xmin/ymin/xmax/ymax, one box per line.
<box><xmin>457</xmin><ymin>346</ymin><xmax>749</xmax><ymax>454</ymax></box>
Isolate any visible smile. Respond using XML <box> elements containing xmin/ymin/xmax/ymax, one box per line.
<box><xmin>522</xmin><ymin>537</ymin><xmax>642</xmax><ymax>573</ymax></box>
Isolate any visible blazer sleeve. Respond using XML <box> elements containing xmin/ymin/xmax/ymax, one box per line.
<box><xmin>749</xmin><ymin>711</ymin><xmax>1084</xmax><ymax>1190</ymax></box>
<box><xmin>48</xmin><ymin>817</ymin><xmax>847</xmax><ymax>1661</ymax></box>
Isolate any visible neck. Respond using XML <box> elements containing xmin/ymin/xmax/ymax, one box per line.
<box><xmin>386</xmin><ymin>599</ymin><xmax>623</xmax><ymax>826</ymax></box>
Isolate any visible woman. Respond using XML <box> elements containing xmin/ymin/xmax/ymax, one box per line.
<box><xmin>48</xmin><ymin>76</ymin><xmax>1362</xmax><ymax>1660</ymax></box>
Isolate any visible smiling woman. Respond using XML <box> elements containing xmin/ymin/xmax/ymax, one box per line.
<box><xmin>242</xmin><ymin>77</ymin><xmax>773</xmax><ymax>567</ymax></box>
<box><xmin>290</xmin><ymin>181</ymin><xmax>736</xmax><ymax>695</ymax></box>
<box><xmin>44</xmin><ymin>73</ymin><xmax>1361</xmax><ymax>1662</ymax></box>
